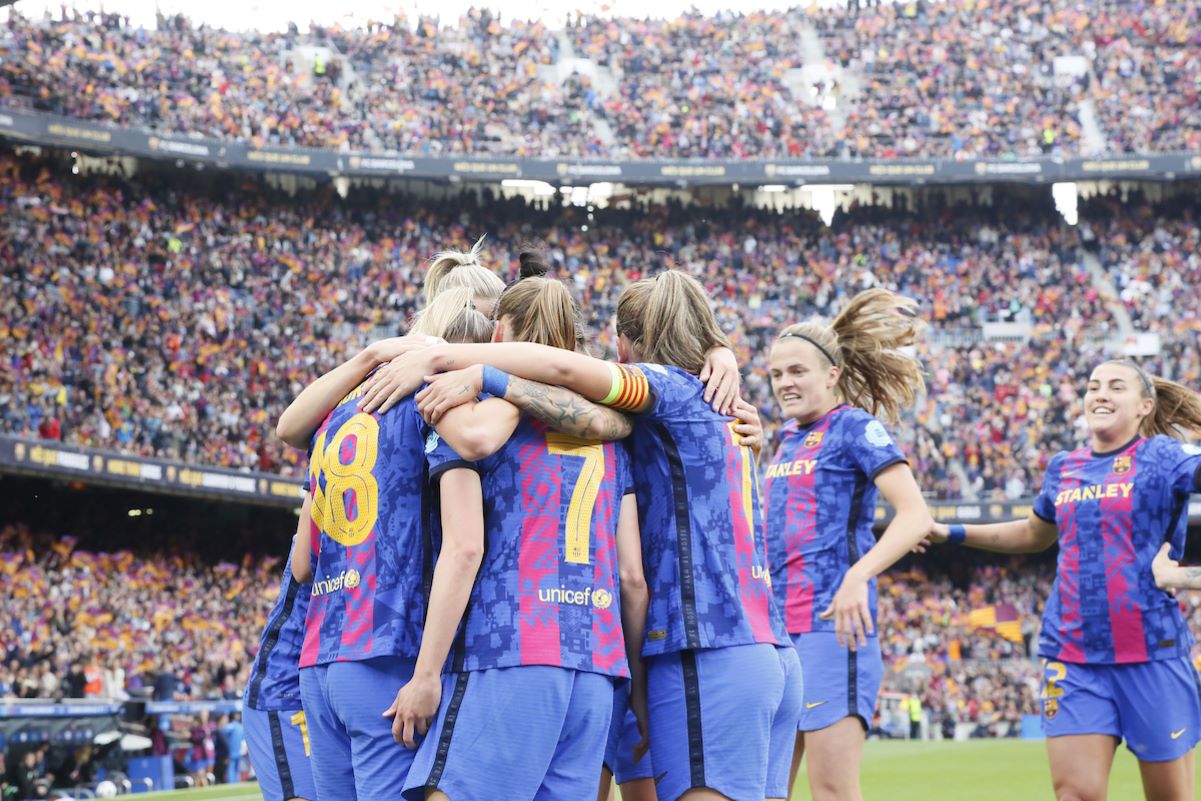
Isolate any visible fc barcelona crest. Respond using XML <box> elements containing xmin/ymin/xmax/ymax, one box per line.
<box><xmin>1044</xmin><ymin>698</ymin><xmax>1059</xmax><ymax>720</ymax></box>
<box><xmin>1113</xmin><ymin>455</ymin><xmax>1131</xmax><ymax>474</ymax></box>
<box><xmin>805</xmin><ymin>431</ymin><xmax>825</xmax><ymax>448</ymax></box>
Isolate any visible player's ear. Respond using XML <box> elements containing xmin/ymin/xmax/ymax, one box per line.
<box><xmin>491</xmin><ymin>319</ymin><xmax>505</xmax><ymax>344</ymax></box>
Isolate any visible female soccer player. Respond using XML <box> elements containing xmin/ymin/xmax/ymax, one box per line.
<box><xmin>290</xmin><ymin>291</ymin><xmax>494</xmax><ymax>801</ymax></box>
<box><xmin>243</xmin><ymin>510</ymin><xmax>316</xmax><ymax>801</ymax></box>
<box><xmin>389</xmin><ymin>255</ymin><xmax>647</xmax><ymax>801</ymax></box>
<box><xmin>763</xmin><ymin>288</ymin><xmax>934</xmax><ymax>801</ymax></box>
<box><xmin>379</xmin><ymin>269</ymin><xmax>797</xmax><ymax>801</ymax></box>
<box><xmin>928</xmin><ymin>360</ymin><xmax>1201</xmax><ymax>801</ymax></box>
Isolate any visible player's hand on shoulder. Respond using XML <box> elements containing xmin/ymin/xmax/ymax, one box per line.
<box><xmin>700</xmin><ymin>346</ymin><xmax>741</xmax><ymax>416</ymax></box>
<box><xmin>416</xmin><ymin>365</ymin><xmax>485</xmax><ymax>424</ymax></box>
<box><xmin>360</xmin><ymin>351</ymin><xmax>435</xmax><ymax>414</ymax></box>
<box><xmin>382</xmin><ymin>672</ymin><xmax>442</xmax><ymax>749</ymax></box>
<box><xmin>731</xmin><ymin>399</ymin><xmax>764</xmax><ymax>453</ymax></box>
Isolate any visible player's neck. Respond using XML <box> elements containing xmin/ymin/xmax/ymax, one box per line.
<box><xmin>1089</xmin><ymin>428</ymin><xmax>1140</xmax><ymax>455</ymax></box>
<box><xmin>793</xmin><ymin>401</ymin><xmax>840</xmax><ymax>427</ymax></box>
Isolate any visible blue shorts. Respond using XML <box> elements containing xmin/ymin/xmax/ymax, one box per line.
<box><xmin>1041</xmin><ymin>656</ymin><xmax>1201</xmax><ymax>762</ymax></box>
<box><xmin>404</xmin><ymin>666</ymin><xmax>614</xmax><ymax>801</ymax></box>
<box><xmin>298</xmin><ymin>655</ymin><xmax>419</xmax><ymax>801</ymax></box>
<box><xmin>244</xmin><ymin>707</ymin><xmax>317</xmax><ymax>801</ymax></box>
<box><xmin>792</xmin><ymin>631</ymin><xmax>882</xmax><ymax>732</ymax></box>
<box><xmin>767</xmin><ymin>645</ymin><xmax>804</xmax><ymax>799</ymax></box>
<box><xmin>604</xmin><ymin>682</ymin><xmax>654</xmax><ymax>785</ymax></box>
<box><xmin>646</xmin><ymin>643</ymin><xmax>785</xmax><ymax>801</ymax></box>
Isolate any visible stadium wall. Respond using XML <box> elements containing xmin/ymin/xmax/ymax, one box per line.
<box><xmin>2</xmin><ymin>106</ymin><xmax>1199</xmax><ymax>186</ymax></box>
<box><xmin>7</xmin><ymin>435</ymin><xmax>1200</xmax><ymax>525</ymax></box>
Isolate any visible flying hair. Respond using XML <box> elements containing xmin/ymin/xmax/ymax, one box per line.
<box><xmin>1103</xmin><ymin>360</ymin><xmax>1201</xmax><ymax>439</ymax></box>
<box><xmin>777</xmin><ymin>288</ymin><xmax>926</xmax><ymax>423</ymax></box>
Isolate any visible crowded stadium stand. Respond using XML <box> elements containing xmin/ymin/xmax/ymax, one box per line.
<box><xmin>2</xmin><ymin>1</ymin><xmax>1201</xmax><ymax>796</ymax></box>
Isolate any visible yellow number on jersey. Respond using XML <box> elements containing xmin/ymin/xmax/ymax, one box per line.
<box><xmin>309</xmin><ymin>414</ymin><xmax>381</xmax><ymax>546</ymax></box>
<box><xmin>546</xmin><ymin>433</ymin><xmax>606</xmax><ymax>565</ymax></box>
<box><xmin>289</xmin><ymin>710</ymin><xmax>311</xmax><ymax>757</ymax></box>
<box><xmin>1042</xmin><ymin>660</ymin><xmax>1068</xmax><ymax>699</ymax></box>
<box><xmin>727</xmin><ymin>421</ymin><xmax>759</xmax><ymax>532</ymax></box>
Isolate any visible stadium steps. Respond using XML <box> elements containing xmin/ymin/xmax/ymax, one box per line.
<box><xmin>783</xmin><ymin>24</ymin><xmax>851</xmax><ymax>141</ymax></box>
<box><xmin>1080</xmin><ymin>249</ymin><xmax>1135</xmax><ymax>333</ymax></box>
<box><xmin>1077</xmin><ymin>98</ymin><xmax>1108</xmax><ymax>155</ymax></box>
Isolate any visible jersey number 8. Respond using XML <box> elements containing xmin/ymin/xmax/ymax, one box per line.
<box><xmin>309</xmin><ymin>413</ymin><xmax>381</xmax><ymax>546</ymax></box>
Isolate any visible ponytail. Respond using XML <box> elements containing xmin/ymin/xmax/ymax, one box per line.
<box><xmin>424</xmin><ymin>235</ymin><xmax>505</xmax><ymax>305</ymax></box>
<box><xmin>1105</xmin><ymin>360</ymin><xmax>1201</xmax><ymax>439</ymax></box>
<box><xmin>615</xmin><ymin>270</ymin><xmax>730</xmax><ymax>374</ymax></box>
<box><xmin>493</xmin><ymin>243</ymin><xmax>578</xmax><ymax>351</ymax></box>
<box><xmin>779</xmin><ymin>288</ymin><xmax>925</xmax><ymax>423</ymax></box>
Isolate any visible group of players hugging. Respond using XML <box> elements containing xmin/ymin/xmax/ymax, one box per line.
<box><xmin>236</xmin><ymin>241</ymin><xmax>1201</xmax><ymax>801</ymax></box>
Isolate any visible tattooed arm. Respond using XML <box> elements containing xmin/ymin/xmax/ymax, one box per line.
<box><xmin>431</xmin><ymin>367</ymin><xmax>632</xmax><ymax>461</ymax></box>
<box><xmin>505</xmin><ymin>375</ymin><xmax>633</xmax><ymax>442</ymax></box>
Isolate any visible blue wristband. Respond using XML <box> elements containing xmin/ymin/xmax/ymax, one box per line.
<box><xmin>948</xmin><ymin>524</ymin><xmax>967</xmax><ymax>545</ymax></box>
<box><xmin>481</xmin><ymin>365</ymin><xmax>510</xmax><ymax>399</ymax></box>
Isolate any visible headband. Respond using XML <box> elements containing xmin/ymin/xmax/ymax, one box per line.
<box><xmin>780</xmin><ymin>332</ymin><xmax>837</xmax><ymax>366</ymax></box>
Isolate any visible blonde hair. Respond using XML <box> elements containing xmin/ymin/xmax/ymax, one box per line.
<box><xmin>409</xmin><ymin>286</ymin><xmax>494</xmax><ymax>343</ymax></box>
<box><xmin>778</xmin><ymin>288</ymin><xmax>925</xmax><ymax>423</ymax></box>
<box><xmin>424</xmin><ymin>236</ymin><xmax>505</xmax><ymax>305</ymax></box>
<box><xmin>615</xmin><ymin>270</ymin><xmax>731</xmax><ymax>374</ymax></box>
<box><xmin>1103</xmin><ymin>360</ymin><xmax>1201</xmax><ymax>439</ymax></box>
<box><xmin>491</xmin><ymin>245</ymin><xmax>579</xmax><ymax>351</ymax></box>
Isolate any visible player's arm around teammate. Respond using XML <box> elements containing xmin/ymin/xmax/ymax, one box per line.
<box><xmin>277</xmin><ymin>241</ymin><xmax>506</xmax><ymax>449</ymax></box>
<box><xmin>763</xmin><ymin>289</ymin><xmax>933</xmax><ymax>801</ymax></box>
<box><xmin>929</xmin><ymin>360</ymin><xmax>1201</xmax><ymax>801</ymax></box>
<box><xmin>389</xmin><ymin>270</ymin><xmax>795</xmax><ymax>801</ymax></box>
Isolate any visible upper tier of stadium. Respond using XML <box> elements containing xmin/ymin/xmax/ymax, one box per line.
<box><xmin>1</xmin><ymin>1</ymin><xmax>1199</xmax><ymax>160</ymax></box>
<box><xmin>2</xmin><ymin>146</ymin><xmax>1198</xmax><ymax>502</ymax></box>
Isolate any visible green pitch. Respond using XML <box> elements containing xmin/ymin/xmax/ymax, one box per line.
<box><xmin>128</xmin><ymin>740</ymin><xmax>1194</xmax><ymax>800</ymax></box>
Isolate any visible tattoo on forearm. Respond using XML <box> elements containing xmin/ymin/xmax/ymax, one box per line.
<box><xmin>509</xmin><ymin>378</ymin><xmax>630</xmax><ymax>439</ymax></box>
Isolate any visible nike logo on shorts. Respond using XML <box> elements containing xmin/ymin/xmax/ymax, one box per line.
<box><xmin>805</xmin><ymin>701</ymin><xmax>827</xmax><ymax>709</ymax></box>
<box><xmin>1172</xmin><ymin>729</ymin><xmax>1186</xmax><ymax>740</ymax></box>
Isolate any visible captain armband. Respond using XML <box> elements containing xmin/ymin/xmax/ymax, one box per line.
<box><xmin>599</xmin><ymin>363</ymin><xmax>650</xmax><ymax>412</ymax></box>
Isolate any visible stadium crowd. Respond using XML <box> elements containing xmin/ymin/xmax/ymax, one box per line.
<box><xmin>0</xmin><ymin>521</ymin><xmax>1049</xmax><ymax>737</ymax></box>
<box><xmin>4</xmin><ymin>151</ymin><xmax>1200</xmax><ymax>499</ymax></box>
<box><xmin>8</xmin><ymin>516</ymin><xmax>1201</xmax><ymax>743</ymax></box>
<box><xmin>2</xmin><ymin>2</ymin><xmax>1200</xmax><ymax>159</ymax></box>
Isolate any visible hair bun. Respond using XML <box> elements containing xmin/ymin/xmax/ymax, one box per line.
<box><xmin>518</xmin><ymin>243</ymin><xmax>550</xmax><ymax>279</ymax></box>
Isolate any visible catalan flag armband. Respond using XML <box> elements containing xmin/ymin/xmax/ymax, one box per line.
<box><xmin>600</xmin><ymin>363</ymin><xmax>650</xmax><ymax>412</ymax></box>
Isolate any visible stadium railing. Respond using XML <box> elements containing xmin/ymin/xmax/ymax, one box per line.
<box><xmin>3</xmin><ymin>106</ymin><xmax>1199</xmax><ymax>186</ymax></box>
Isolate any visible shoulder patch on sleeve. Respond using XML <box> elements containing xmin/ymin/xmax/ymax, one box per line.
<box><xmin>864</xmin><ymin>420</ymin><xmax>893</xmax><ymax>448</ymax></box>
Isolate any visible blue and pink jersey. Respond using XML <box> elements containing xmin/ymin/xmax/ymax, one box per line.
<box><xmin>763</xmin><ymin>405</ymin><xmax>907</xmax><ymax>635</ymax></box>
<box><xmin>425</xmin><ymin>416</ymin><xmax>632</xmax><ymax>677</ymax></box>
<box><xmin>300</xmin><ymin>386</ymin><xmax>466</xmax><ymax>668</ymax></box>
<box><xmin>244</xmin><ymin>552</ymin><xmax>311</xmax><ymax>710</ymax></box>
<box><xmin>1034</xmin><ymin>434</ymin><xmax>1201</xmax><ymax>664</ymax></box>
<box><xmin>623</xmin><ymin>363</ymin><xmax>787</xmax><ymax>656</ymax></box>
